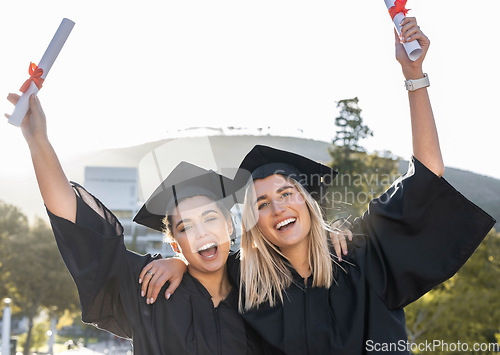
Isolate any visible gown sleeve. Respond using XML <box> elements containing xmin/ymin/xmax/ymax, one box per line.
<box><xmin>47</xmin><ymin>183</ymin><xmax>149</xmax><ymax>338</ymax></box>
<box><xmin>352</xmin><ymin>157</ymin><xmax>496</xmax><ymax>309</ymax></box>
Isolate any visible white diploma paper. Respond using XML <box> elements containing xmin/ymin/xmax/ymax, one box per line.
<box><xmin>8</xmin><ymin>18</ymin><xmax>75</xmax><ymax>127</ymax></box>
<box><xmin>383</xmin><ymin>0</ymin><xmax>421</xmax><ymax>62</ymax></box>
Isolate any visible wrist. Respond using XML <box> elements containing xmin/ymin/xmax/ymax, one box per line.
<box><xmin>402</xmin><ymin>68</ymin><xmax>425</xmax><ymax>80</ymax></box>
<box><xmin>26</xmin><ymin>136</ymin><xmax>51</xmax><ymax>151</ymax></box>
<box><xmin>404</xmin><ymin>73</ymin><xmax>429</xmax><ymax>92</ymax></box>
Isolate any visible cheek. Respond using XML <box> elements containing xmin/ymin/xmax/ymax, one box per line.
<box><xmin>256</xmin><ymin>210</ymin><xmax>271</xmax><ymax>231</ymax></box>
<box><xmin>213</xmin><ymin>221</ymin><xmax>232</xmax><ymax>243</ymax></box>
<box><xmin>246</xmin><ymin>204</ymin><xmax>265</xmax><ymax>230</ymax></box>
<box><xmin>293</xmin><ymin>199</ymin><xmax>311</xmax><ymax>228</ymax></box>
<box><xmin>294</xmin><ymin>193</ymin><xmax>307</xmax><ymax>205</ymax></box>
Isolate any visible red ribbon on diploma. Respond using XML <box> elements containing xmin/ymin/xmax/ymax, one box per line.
<box><xmin>388</xmin><ymin>0</ymin><xmax>410</xmax><ymax>19</ymax></box>
<box><xmin>19</xmin><ymin>62</ymin><xmax>44</xmax><ymax>93</ymax></box>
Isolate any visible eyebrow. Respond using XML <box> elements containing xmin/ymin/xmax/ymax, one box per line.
<box><xmin>255</xmin><ymin>185</ymin><xmax>294</xmax><ymax>204</ymax></box>
<box><xmin>174</xmin><ymin>209</ymin><xmax>220</xmax><ymax>229</ymax></box>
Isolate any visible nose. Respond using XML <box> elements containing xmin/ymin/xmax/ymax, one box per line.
<box><xmin>271</xmin><ymin>199</ymin><xmax>286</xmax><ymax>216</ymax></box>
<box><xmin>189</xmin><ymin>222</ymin><xmax>208</xmax><ymax>239</ymax></box>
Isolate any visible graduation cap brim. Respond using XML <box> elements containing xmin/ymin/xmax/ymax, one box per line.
<box><xmin>233</xmin><ymin>145</ymin><xmax>337</xmax><ymax>202</ymax></box>
<box><xmin>133</xmin><ymin>161</ymin><xmax>237</xmax><ymax>232</ymax></box>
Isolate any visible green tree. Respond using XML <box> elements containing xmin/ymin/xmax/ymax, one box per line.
<box><xmin>328</xmin><ymin>98</ymin><xmax>399</xmax><ymax>220</ymax></box>
<box><xmin>0</xmin><ymin>201</ymin><xmax>30</xmax><ymax>302</ymax></box>
<box><xmin>333</xmin><ymin>97</ymin><xmax>373</xmax><ymax>153</ymax></box>
<box><xmin>405</xmin><ymin>229</ymin><xmax>500</xmax><ymax>354</ymax></box>
<box><xmin>17</xmin><ymin>319</ymin><xmax>50</xmax><ymax>353</ymax></box>
<box><xmin>0</xmin><ymin>202</ymin><xmax>79</xmax><ymax>355</ymax></box>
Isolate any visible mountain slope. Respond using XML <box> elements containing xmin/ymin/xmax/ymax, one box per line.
<box><xmin>1</xmin><ymin>135</ymin><xmax>498</xmax><ymax>227</ymax></box>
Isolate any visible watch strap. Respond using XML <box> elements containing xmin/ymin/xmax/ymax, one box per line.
<box><xmin>404</xmin><ymin>73</ymin><xmax>430</xmax><ymax>91</ymax></box>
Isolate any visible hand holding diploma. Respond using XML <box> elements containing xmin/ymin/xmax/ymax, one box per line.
<box><xmin>395</xmin><ymin>17</ymin><xmax>429</xmax><ymax>80</ymax></box>
<box><xmin>384</xmin><ymin>0</ymin><xmax>422</xmax><ymax>61</ymax></box>
<box><xmin>8</xmin><ymin>18</ymin><xmax>75</xmax><ymax>127</ymax></box>
<box><xmin>6</xmin><ymin>93</ymin><xmax>48</xmax><ymax>144</ymax></box>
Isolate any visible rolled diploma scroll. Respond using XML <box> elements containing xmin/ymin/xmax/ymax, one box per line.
<box><xmin>8</xmin><ymin>18</ymin><xmax>75</xmax><ymax>126</ymax></box>
<box><xmin>383</xmin><ymin>0</ymin><xmax>421</xmax><ymax>61</ymax></box>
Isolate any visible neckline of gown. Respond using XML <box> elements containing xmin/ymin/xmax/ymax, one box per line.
<box><xmin>180</xmin><ymin>272</ymin><xmax>238</xmax><ymax>309</ymax></box>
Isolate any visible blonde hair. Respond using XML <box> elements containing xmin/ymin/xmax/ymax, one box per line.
<box><xmin>239</xmin><ymin>176</ymin><xmax>334</xmax><ymax>312</ymax></box>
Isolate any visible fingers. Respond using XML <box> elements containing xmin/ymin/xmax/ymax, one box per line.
<box><xmin>399</xmin><ymin>17</ymin><xmax>428</xmax><ymax>45</ymax></box>
<box><xmin>6</xmin><ymin>93</ymin><xmax>43</xmax><ymax>113</ymax></box>
<box><xmin>139</xmin><ymin>261</ymin><xmax>179</xmax><ymax>304</ymax></box>
<box><xmin>338</xmin><ymin>231</ymin><xmax>348</xmax><ymax>257</ymax></box>
<box><xmin>7</xmin><ymin>93</ymin><xmax>20</xmax><ymax>105</ymax></box>
<box><xmin>329</xmin><ymin>218</ymin><xmax>354</xmax><ymax>261</ymax></box>
<box><xmin>5</xmin><ymin>94</ymin><xmax>44</xmax><ymax>126</ymax></box>
<box><xmin>5</xmin><ymin>93</ymin><xmax>19</xmax><ymax>118</ymax></box>
<box><xmin>395</xmin><ymin>16</ymin><xmax>430</xmax><ymax>67</ymax></box>
<box><xmin>139</xmin><ymin>263</ymin><xmax>153</xmax><ymax>284</ymax></box>
<box><xmin>165</xmin><ymin>277</ymin><xmax>182</xmax><ymax>301</ymax></box>
<box><xmin>30</xmin><ymin>94</ymin><xmax>42</xmax><ymax>113</ymax></box>
<box><xmin>399</xmin><ymin>17</ymin><xmax>418</xmax><ymax>42</ymax></box>
<box><xmin>329</xmin><ymin>230</ymin><xmax>348</xmax><ymax>262</ymax></box>
<box><xmin>139</xmin><ymin>263</ymin><xmax>156</xmax><ymax>301</ymax></box>
<box><xmin>140</xmin><ymin>269</ymin><xmax>155</xmax><ymax>298</ymax></box>
<box><xmin>146</xmin><ymin>271</ymin><xmax>171</xmax><ymax>304</ymax></box>
<box><xmin>28</xmin><ymin>94</ymin><xmax>46</xmax><ymax>121</ymax></box>
<box><xmin>139</xmin><ymin>257</ymin><xmax>188</xmax><ymax>304</ymax></box>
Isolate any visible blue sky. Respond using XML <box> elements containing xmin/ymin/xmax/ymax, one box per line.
<box><xmin>1</xmin><ymin>0</ymin><xmax>499</xmax><ymax>181</ymax></box>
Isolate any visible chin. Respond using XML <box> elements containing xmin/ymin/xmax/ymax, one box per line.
<box><xmin>269</xmin><ymin>230</ymin><xmax>308</xmax><ymax>247</ymax></box>
<box><xmin>201</xmin><ymin>260</ymin><xmax>226</xmax><ymax>274</ymax></box>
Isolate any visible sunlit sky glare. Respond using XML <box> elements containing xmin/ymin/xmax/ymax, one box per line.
<box><xmin>1</xmin><ymin>0</ymin><xmax>499</xmax><ymax>181</ymax></box>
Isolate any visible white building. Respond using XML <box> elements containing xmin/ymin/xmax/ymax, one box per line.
<box><xmin>84</xmin><ymin>166</ymin><xmax>175</xmax><ymax>256</ymax></box>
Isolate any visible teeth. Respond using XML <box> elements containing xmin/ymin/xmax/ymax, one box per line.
<box><xmin>198</xmin><ymin>242</ymin><xmax>217</xmax><ymax>252</ymax></box>
<box><xmin>275</xmin><ymin>218</ymin><xmax>296</xmax><ymax>230</ymax></box>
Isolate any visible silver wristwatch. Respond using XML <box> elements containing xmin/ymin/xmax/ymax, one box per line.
<box><xmin>404</xmin><ymin>73</ymin><xmax>430</xmax><ymax>91</ymax></box>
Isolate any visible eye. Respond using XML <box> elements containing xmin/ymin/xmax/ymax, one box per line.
<box><xmin>204</xmin><ymin>216</ymin><xmax>217</xmax><ymax>223</ymax></box>
<box><xmin>257</xmin><ymin>201</ymin><xmax>269</xmax><ymax>210</ymax></box>
<box><xmin>281</xmin><ymin>191</ymin><xmax>293</xmax><ymax>198</ymax></box>
<box><xmin>178</xmin><ymin>224</ymin><xmax>191</xmax><ymax>233</ymax></box>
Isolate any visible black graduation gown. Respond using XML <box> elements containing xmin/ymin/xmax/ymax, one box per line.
<box><xmin>47</xmin><ymin>183</ymin><xmax>268</xmax><ymax>355</ymax></box>
<box><xmin>239</xmin><ymin>157</ymin><xmax>496</xmax><ymax>355</ymax></box>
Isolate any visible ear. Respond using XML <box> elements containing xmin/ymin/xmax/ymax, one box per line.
<box><xmin>226</xmin><ymin>216</ymin><xmax>234</xmax><ymax>236</ymax></box>
<box><xmin>170</xmin><ymin>241</ymin><xmax>181</xmax><ymax>254</ymax></box>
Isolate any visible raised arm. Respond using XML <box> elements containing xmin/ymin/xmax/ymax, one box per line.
<box><xmin>6</xmin><ymin>94</ymin><xmax>76</xmax><ymax>221</ymax></box>
<box><xmin>397</xmin><ymin>18</ymin><xmax>444</xmax><ymax>177</ymax></box>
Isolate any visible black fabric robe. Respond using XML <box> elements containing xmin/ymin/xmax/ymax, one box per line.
<box><xmin>47</xmin><ymin>183</ymin><xmax>270</xmax><ymax>355</ymax></box>
<box><xmin>238</xmin><ymin>157</ymin><xmax>496</xmax><ymax>355</ymax></box>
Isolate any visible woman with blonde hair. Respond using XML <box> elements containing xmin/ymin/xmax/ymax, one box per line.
<box><xmin>236</xmin><ymin>145</ymin><xmax>339</xmax><ymax>310</ymax></box>
<box><xmin>140</xmin><ymin>17</ymin><xmax>495</xmax><ymax>354</ymax></box>
<box><xmin>228</xmin><ymin>18</ymin><xmax>495</xmax><ymax>354</ymax></box>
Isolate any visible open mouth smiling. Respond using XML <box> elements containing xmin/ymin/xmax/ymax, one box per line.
<box><xmin>275</xmin><ymin>218</ymin><xmax>296</xmax><ymax>231</ymax></box>
<box><xmin>197</xmin><ymin>242</ymin><xmax>218</xmax><ymax>259</ymax></box>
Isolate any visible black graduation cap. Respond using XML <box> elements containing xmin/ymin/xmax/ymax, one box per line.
<box><xmin>233</xmin><ymin>145</ymin><xmax>338</xmax><ymax>202</ymax></box>
<box><xmin>133</xmin><ymin>161</ymin><xmax>236</xmax><ymax>232</ymax></box>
